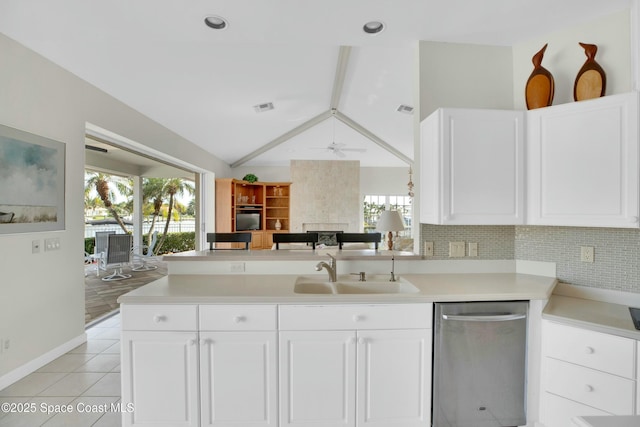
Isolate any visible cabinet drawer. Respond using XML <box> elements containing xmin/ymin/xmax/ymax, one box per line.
<box><xmin>543</xmin><ymin>321</ymin><xmax>635</xmax><ymax>378</ymax></box>
<box><xmin>279</xmin><ymin>304</ymin><xmax>432</xmax><ymax>330</ymax></box>
<box><xmin>122</xmin><ymin>304</ymin><xmax>197</xmax><ymax>331</ymax></box>
<box><xmin>199</xmin><ymin>305</ymin><xmax>277</xmax><ymax>330</ymax></box>
<box><xmin>544</xmin><ymin>358</ymin><xmax>635</xmax><ymax>415</ymax></box>
<box><xmin>542</xmin><ymin>392</ymin><xmax>611</xmax><ymax>427</ymax></box>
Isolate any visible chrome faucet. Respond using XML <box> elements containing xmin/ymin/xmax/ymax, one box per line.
<box><xmin>389</xmin><ymin>254</ymin><xmax>396</xmax><ymax>282</ymax></box>
<box><xmin>315</xmin><ymin>254</ymin><xmax>337</xmax><ymax>282</ymax></box>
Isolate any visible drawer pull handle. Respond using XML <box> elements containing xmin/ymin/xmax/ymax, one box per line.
<box><xmin>584</xmin><ymin>346</ymin><xmax>595</xmax><ymax>354</ymax></box>
<box><xmin>153</xmin><ymin>315</ymin><xmax>166</xmax><ymax>323</ymax></box>
<box><xmin>584</xmin><ymin>384</ymin><xmax>594</xmax><ymax>392</ymax></box>
<box><xmin>353</xmin><ymin>315</ymin><xmax>365</xmax><ymax>322</ymax></box>
<box><xmin>234</xmin><ymin>316</ymin><xmax>246</xmax><ymax>323</ymax></box>
<box><xmin>188</xmin><ymin>339</ymin><xmax>197</xmax><ymax>346</ymax></box>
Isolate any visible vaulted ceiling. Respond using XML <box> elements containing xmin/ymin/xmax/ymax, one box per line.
<box><xmin>0</xmin><ymin>0</ymin><xmax>631</xmax><ymax>167</ymax></box>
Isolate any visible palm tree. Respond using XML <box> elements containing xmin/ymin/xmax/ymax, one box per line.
<box><xmin>85</xmin><ymin>171</ymin><xmax>130</xmax><ymax>233</ymax></box>
<box><xmin>155</xmin><ymin>178</ymin><xmax>195</xmax><ymax>254</ymax></box>
<box><xmin>142</xmin><ymin>178</ymin><xmax>167</xmax><ymax>251</ymax></box>
<box><xmin>84</xmin><ymin>194</ymin><xmax>101</xmax><ymax>217</ymax></box>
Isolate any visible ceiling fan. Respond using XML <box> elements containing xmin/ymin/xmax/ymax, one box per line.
<box><xmin>324</xmin><ymin>141</ymin><xmax>366</xmax><ymax>158</ymax></box>
<box><xmin>311</xmin><ymin>116</ymin><xmax>367</xmax><ymax>158</ymax></box>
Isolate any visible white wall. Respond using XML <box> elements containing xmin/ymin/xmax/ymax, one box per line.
<box><xmin>512</xmin><ymin>9</ymin><xmax>632</xmax><ymax>108</ymax></box>
<box><xmin>0</xmin><ymin>33</ymin><xmax>230</xmax><ymax>382</ymax></box>
<box><xmin>418</xmin><ymin>41</ymin><xmax>515</xmax><ymax>120</ymax></box>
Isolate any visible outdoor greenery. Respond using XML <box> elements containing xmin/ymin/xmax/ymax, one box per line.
<box><xmin>84</xmin><ymin>231</ymin><xmax>195</xmax><ymax>255</ymax></box>
<box><xmin>84</xmin><ymin>171</ymin><xmax>195</xmax><ymax>255</ymax></box>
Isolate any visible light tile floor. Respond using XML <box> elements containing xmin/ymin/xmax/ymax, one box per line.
<box><xmin>0</xmin><ymin>313</ymin><xmax>123</xmax><ymax>427</ymax></box>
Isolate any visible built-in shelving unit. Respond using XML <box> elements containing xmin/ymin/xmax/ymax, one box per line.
<box><xmin>215</xmin><ymin>179</ymin><xmax>291</xmax><ymax>249</ymax></box>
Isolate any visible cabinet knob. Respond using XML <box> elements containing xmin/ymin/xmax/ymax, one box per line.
<box><xmin>153</xmin><ymin>315</ymin><xmax>166</xmax><ymax>323</ymax></box>
<box><xmin>584</xmin><ymin>384</ymin><xmax>594</xmax><ymax>392</ymax></box>
<box><xmin>233</xmin><ymin>316</ymin><xmax>246</xmax><ymax>323</ymax></box>
<box><xmin>584</xmin><ymin>346</ymin><xmax>595</xmax><ymax>354</ymax></box>
<box><xmin>353</xmin><ymin>315</ymin><xmax>365</xmax><ymax>322</ymax></box>
<box><xmin>201</xmin><ymin>339</ymin><xmax>212</xmax><ymax>346</ymax></box>
<box><xmin>358</xmin><ymin>337</ymin><xmax>366</xmax><ymax>345</ymax></box>
<box><xmin>630</xmin><ymin>217</ymin><xmax>639</xmax><ymax>223</ymax></box>
<box><xmin>188</xmin><ymin>339</ymin><xmax>197</xmax><ymax>346</ymax></box>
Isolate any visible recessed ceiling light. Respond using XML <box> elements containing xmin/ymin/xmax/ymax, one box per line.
<box><xmin>396</xmin><ymin>104</ymin><xmax>414</xmax><ymax>115</ymax></box>
<box><xmin>363</xmin><ymin>21</ymin><xmax>385</xmax><ymax>34</ymax></box>
<box><xmin>204</xmin><ymin>15</ymin><xmax>228</xmax><ymax>30</ymax></box>
<box><xmin>253</xmin><ymin>102</ymin><xmax>275</xmax><ymax>113</ymax></box>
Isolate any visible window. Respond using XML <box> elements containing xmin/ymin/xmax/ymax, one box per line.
<box><xmin>363</xmin><ymin>194</ymin><xmax>412</xmax><ymax>237</ymax></box>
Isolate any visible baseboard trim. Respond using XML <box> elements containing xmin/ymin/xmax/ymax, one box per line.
<box><xmin>0</xmin><ymin>333</ymin><xmax>87</xmax><ymax>390</ymax></box>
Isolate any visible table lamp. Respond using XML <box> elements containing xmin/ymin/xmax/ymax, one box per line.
<box><xmin>376</xmin><ymin>210</ymin><xmax>405</xmax><ymax>251</ymax></box>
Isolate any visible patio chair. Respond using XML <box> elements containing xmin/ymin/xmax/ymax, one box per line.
<box><xmin>101</xmin><ymin>234</ymin><xmax>133</xmax><ymax>281</ymax></box>
<box><xmin>336</xmin><ymin>232</ymin><xmax>382</xmax><ymax>250</ymax></box>
<box><xmin>273</xmin><ymin>232</ymin><xmax>318</xmax><ymax>249</ymax></box>
<box><xmin>132</xmin><ymin>231</ymin><xmax>159</xmax><ymax>271</ymax></box>
<box><xmin>207</xmin><ymin>232</ymin><xmax>252</xmax><ymax>250</ymax></box>
<box><xmin>94</xmin><ymin>231</ymin><xmax>115</xmax><ymax>276</ymax></box>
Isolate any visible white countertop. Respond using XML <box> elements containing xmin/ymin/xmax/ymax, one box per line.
<box><xmin>573</xmin><ymin>415</ymin><xmax>640</xmax><ymax>427</ymax></box>
<box><xmin>163</xmin><ymin>249</ymin><xmax>423</xmax><ymax>261</ymax></box>
<box><xmin>543</xmin><ymin>294</ymin><xmax>640</xmax><ymax>340</ymax></box>
<box><xmin>117</xmin><ymin>273</ymin><xmax>557</xmax><ymax>304</ymax></box>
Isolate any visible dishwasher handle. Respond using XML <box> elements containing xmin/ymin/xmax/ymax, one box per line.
<box><xmin>442</xmin><ymin>313</ymin><xmax>526</xmax><ymax>322</ymax></box>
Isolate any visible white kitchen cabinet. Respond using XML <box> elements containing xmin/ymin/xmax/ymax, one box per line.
<box><xmin>420</xmin><ymin>108</ymin><xmax>525</xmax><ymax>225</ymax></box>
<box><xmin>279</xmin><ymin>330</ymin><xmax>357</xmax><ymax>426</ymax></box>
<box><xmin>540</xmin><ymin>320</ymin><xmax>637</xmax><ymax>427</ymax></box>
<box><xmin>121</xmin><ymin>304</ymin><xmax>278</xmax><ymax>427</ymax></box>
<box><xmin>199</xmin><ymin>305</ymin><xmax>278</xmax><ymax>427</ymax></box>
<box><xmin>121</xmin><ymin>331</ymin><xmax>200</xmax><ymax>427</ymax></box>
<box><xmin>279</xmin><ymin>304</ymin><xmax>432</xmax><ymax>427</ymax></box>
<box><xmin>121</xmin><ymin>304</ymin><xmax>199</xmax><ymax>427</ymax></box>
<box><xmin>527</xmin><ymin>92</ymin><xmax>640</xmax><ymax>227</ymax></box>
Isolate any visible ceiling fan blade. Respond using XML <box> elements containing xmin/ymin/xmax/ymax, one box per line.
<box><xmin>341</xmin><ymin>148</ymin><xmax>367</xmax><ymax>152</ymax></box>
<box><xmin>334</xmin><ymin>149</ymin><xmax>346</xmax><ymax>158</ymax></box>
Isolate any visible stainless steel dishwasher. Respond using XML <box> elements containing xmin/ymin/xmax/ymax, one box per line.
<box><xmin>432</xmin><ymin>301</ymin><xmax>528</xmax><ymax>427</ymax></box>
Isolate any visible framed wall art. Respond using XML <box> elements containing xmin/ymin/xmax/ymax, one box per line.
<box><xmin>0</xmin><ymin>124</ymin><xmax>65</xmax><ymax>234</ymax></box>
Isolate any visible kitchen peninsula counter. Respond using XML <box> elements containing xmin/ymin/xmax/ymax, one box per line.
<box><xmin>117</xmin><ymin>272</ymin><xmax>557</xmax><ymax>304</ymax></box>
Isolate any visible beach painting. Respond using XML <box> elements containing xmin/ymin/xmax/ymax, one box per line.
<box><xmin>0</xmin><ymin>124</ymin><xmax>65</xmax><ymax>233</ymax></box>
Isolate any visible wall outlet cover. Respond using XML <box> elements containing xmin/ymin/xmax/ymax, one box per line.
<box><xmin>449</xmin><ymin>242</ymin><xmax>465</xmax><ymax>258</ymax></box>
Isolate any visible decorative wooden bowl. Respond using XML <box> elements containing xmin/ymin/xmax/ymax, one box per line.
<box><xmin>574</xmin><ymin>42</ymin><xmax>606</xmax><ymax>101</ymax></box>
<box><xmin>525</xmin><ymin>44</ymin><xmax>555</xmax><ymax>110</ymax></box>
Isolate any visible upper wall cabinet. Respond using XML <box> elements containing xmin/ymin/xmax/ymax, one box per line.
<box><xmin>420</xmin><ymin>108</ymin><xmax>525</xmax><ymax>225</ymax></box>
<box><xmin>527</xmin><ymin>92</ymin><xmax>639</xmax><ymax>228</ymax></box>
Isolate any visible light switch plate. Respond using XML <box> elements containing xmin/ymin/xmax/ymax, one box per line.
<box><xmin>449</xmin><ymin>242</ymin><xmax>465</xmax><ymax>258</ymax></box>
<box><xmin>468</xmin><ymin>242</ymin><xmax>478</xmax><ymax>257</ymax></box>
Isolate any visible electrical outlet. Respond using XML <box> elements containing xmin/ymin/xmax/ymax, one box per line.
<box><xmin>424</xmin><ymin>242</ymin><xmax>434</xmax><ymax>257</ymax></box>
<box><xmin>229</xmin><ymin>262</ymin><xmax>245</xmax><ymax>273</ymax></box>
<box><xmin>449</xmin><ymin>242</ymin><xmax>465</xmax><ymax>258</ymax></box>
<box><xmin>468</xmin><ymin>242</ymin><xmax>478</xmax><ymax>257</ymax></box>
<box><xmin>581</xmin><ymin>246</ymin><xmax>595</xmax><ymax>263</ymax></box>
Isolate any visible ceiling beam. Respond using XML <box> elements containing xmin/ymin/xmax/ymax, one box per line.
<box><xmin>334</xmin><ymin>110</ymin><xmax>414</xmax><ymax>166</ymax></box>
<box><xmin>231</xmin><ymin>110</ymin><xmax>332</xmax><ymax>168</ymax></box>
<box><xmin>330</xmin><ymin>46</ymin><xmax>352</xmax><ymax>110</ymax></box>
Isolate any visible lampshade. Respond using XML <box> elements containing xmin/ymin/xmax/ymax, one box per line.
<box><xmin>376</xmin><ymin>210</ymin><xmax>405</xmax><ymax>232</ymax></box>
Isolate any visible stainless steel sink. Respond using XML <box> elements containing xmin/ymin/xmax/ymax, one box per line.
<box><xmin>294</xmin><ymin>274</ymin><xmax>419</xmax><ymax>294</ymax></box>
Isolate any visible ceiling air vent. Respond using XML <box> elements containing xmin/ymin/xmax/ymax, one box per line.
<box><xmin>396</xmin><ymin>104</ymin><xmax>414</xmax><ymax>115</ymax></box>
<box><xmin>253</xmin><ymin>102</ymin><xmax>274</xmax><ymax>113</ymax></box>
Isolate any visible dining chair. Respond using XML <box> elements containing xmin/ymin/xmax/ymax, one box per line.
<box><xmin>207</xmin><ymin>232</ymin><xmax>252</xmax><ymax>250</ymax></box>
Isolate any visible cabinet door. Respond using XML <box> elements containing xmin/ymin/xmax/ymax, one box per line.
<box><xmin>200</xmin><ymin>331</ymin><xmax>277</xmax><ymax>426</ymax></box>
<box><xmin>279</xmin><ymin>330</ymin><xmax>356</xmax><ymax>427</ymax></box>
<box><xmin>121</xmin><ymin>331</ymin><xmax>199</xmax><ymax>427</ymax></box>
<box><xmin>420</xmin><ymin>108</ymin><xmax>524</xmax><ymax>225</ymax></box>
<box><xmin>527</xmin><ymin>92</ymin><xmax>639</xmax><ymax>227</ymax></box>
<box><xmin>357</xmin><ymin>329</ymin><xmax>432</xmax><ymax>427</ymax></box>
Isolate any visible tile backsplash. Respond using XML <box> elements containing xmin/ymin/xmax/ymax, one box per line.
<box><xmin>515</xmin><ymin>226</ymin><xmax>640</xmax><ymax>293</ymax></box>
<box><xmin>420</xmin><ymin>224</ymin><xmax>515</xmax><ymax>260</ymax></box>
<box><xmin>420</xmin><ymin>224</ymin><xmax>640</xmax><ymax>294</ymax></box>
